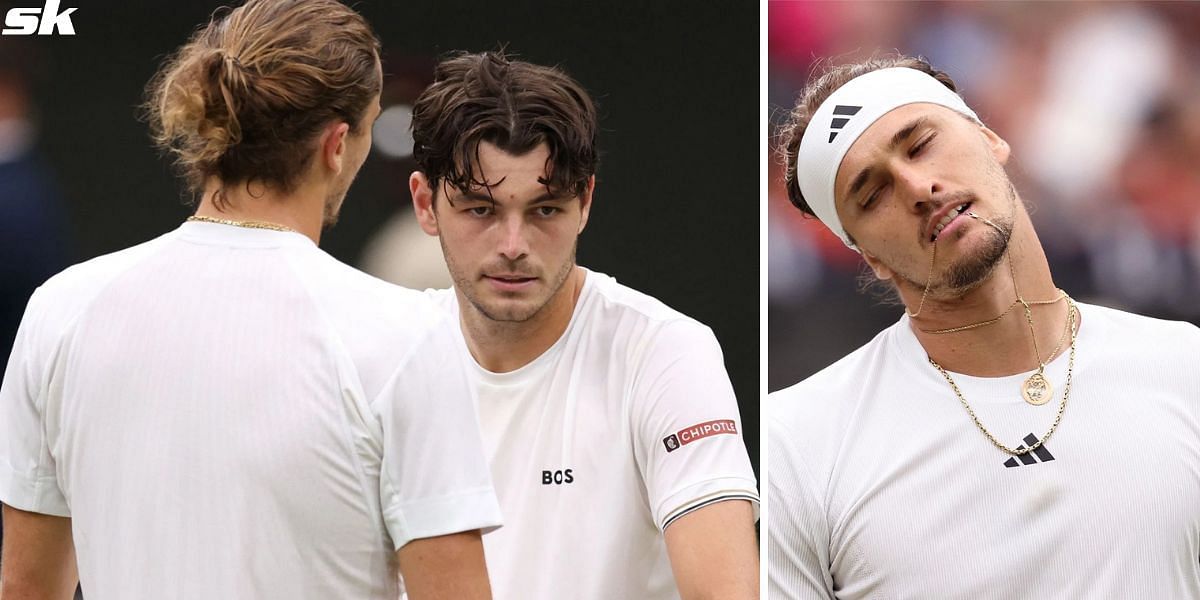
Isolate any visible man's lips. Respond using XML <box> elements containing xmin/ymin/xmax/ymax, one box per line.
<box><xmin>927</xmin><ymin>201</ymin><xmax>972</xmax><ymax>242</ymax></box>
<box><xmin>483</xmin><ymin>274</ymin><xmax>537</xmax><ymax>291</ymax></box>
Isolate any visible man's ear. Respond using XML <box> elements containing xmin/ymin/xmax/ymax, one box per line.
<box><xmin>409</xmin><ymin>172</ymin><xmax>440</xmax><ymax>236</ymax></box>
<box><xmin>860</xmin><ymin>246</ymin><xmax>895</xmax><ymax>282</ymax></box>
<box><xmin>321</xmin><ymin>122</ymin><xmax>351</xmax><ymax>174</ymax></box>
<box><xmin>979</xmin><ymin>125</ymin><xmax>1010</xmax><ymax>166</ymax></box>
<box><xmin>577</xmin><ymin>175</ymin><xmax>595</xmax><ymax>235</ymax></box>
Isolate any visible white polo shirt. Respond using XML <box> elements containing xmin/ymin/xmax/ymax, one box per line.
<box><xmin>768</xmin><ymin>302</ymin><xmax>1200</xmax><ymax>598</ymax></box>
<box><xmin>431</xmin><ymin>269</ymin><xmax>759</xmax><ymax>600</ymax></box>
<box><xmin>0</xmin><ymin>221</ymin><xmax>502</xmax><ymax>599</ymax></box>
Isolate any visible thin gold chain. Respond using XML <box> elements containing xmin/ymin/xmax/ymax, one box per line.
<box><xmin>919</xmin><ymin>245</ymin><xmax>1067</xmax><ymax>334</ymax></box>
<box><xmin>905</xmin><ymin>240</ymin><xmax>937</xmax><ymax>319</ymax></box>
<box><xmin>187</xmin><ymin>215</ymin><xmax>296</xmax><ymax>233</ymax></box>
<box><xmin>928</xmin><ymin>298</ymin><xmax>1078</xmax><ymax>456</ymax></box>
<box><xmin>916</xmin><ymin>291</ymin><xmax>1070</xmax><ymax>336</ymax></box>
<box><xmin>1023</xmin><ymin>295</ymin><xmax>1072</xmax><ymax>367</ymax></box>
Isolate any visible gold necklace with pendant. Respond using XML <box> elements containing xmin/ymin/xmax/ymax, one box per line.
<box><xmin>929</xmin><ymin>298</ymin><xmax>1078</xmax><ymax>456</ymax></box>
<box><xmin>1005</xmin><ymin>248</ymin><xmax>1072</xmax><ymax>406</ymax></box>
<box><xmin>1018</xmin><ymin>293</ymin><xmax>1072</xmax><ymax>405</ymax></box>
<box><xmin>911</xmin><ymin>210</ymin><xmax>1071</xmax><ymax>406</ymax></box>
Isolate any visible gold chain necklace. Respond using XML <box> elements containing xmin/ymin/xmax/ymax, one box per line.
<box><xmin>905</xmin><ymin>239</ymin><xmax>938</xmax><ymax>319</ymax></box>
<box><xmin>919</xmin><ymin>292</ymin><xmax>1066</xmax><ymax>335</ymax></box>
<box><xmin>187</xmin><ymin>215</ymin><xmax>296</xmax><ymax>233</ymax></box>
<box><xmin>1007</xmin><ymin>251</ymin><xmax>1069</xmax><ymax>406</ymax></box>
<box><xmin>909</xmin><ymin>210</ymin><xmax>1069</xmax><ymax>405</ymax></box>
<box><xmin>928</xmin><ymin>298</ymin><xmax>1078</xmax><ymax>456</ymax></box>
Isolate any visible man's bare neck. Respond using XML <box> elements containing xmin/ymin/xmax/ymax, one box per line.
<box><xmin>903</xmin><ymin>223</ymin><xmax>1074</xmax><ymax>377</ymax></box>
<box><xmin>458</xmin><ymin>267</ymin><xmax>585</xmax><ymax>374</ymax></box>
<box><xmin>194</xmin><ymin>180</ymin><xmax>323</xmax><ymax>244</ymax></box>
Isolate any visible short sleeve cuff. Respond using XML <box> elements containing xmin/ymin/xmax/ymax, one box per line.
<box><xmin>0</xmin><ymin>465</ymin><xmax>70</xmax><ymax>517</ymax></box>
<box><xmin>382</xmin><ymin>485</ymin><xmax>504</xmax><ymax>551</ymax></box>
<box><xmin>656</xmin><ymin>476</ymin><xmax>759</xmax><ymax>531</ymax></box>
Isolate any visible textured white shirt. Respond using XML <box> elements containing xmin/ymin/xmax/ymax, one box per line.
<box><xmin>0</xmin><ymin>221</ymin><xmax>502</xmax><ymax>599</ymax></box>
<box><xmin>431</xmin><ymin>269</ymin><xmax>759</xmax><ymax>600</ymax></box>
<box><xmin>768</xmin><ymin>302</ymin><xmax>1200</xmax><ymax>599</ymax></box>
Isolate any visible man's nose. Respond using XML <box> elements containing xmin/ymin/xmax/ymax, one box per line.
<box><xmin>497</xmin><ymin>215</ymin><xmax>530</xmax><ymax>261</ymax></box>
<box><xmin>896</xmin><ymin>165</ymin><xmax>941</xmax><ymax>215</ymax></box>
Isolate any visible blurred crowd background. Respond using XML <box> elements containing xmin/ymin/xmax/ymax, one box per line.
<box><xmin>0</xmin><ymin>0</ymin><xmax>757</xmax><ymax>565</ymax></box>
<box><xmin>769</xmin><ymin>1</ymin><xmax>1200</xmax><ymax>391</ymax></box>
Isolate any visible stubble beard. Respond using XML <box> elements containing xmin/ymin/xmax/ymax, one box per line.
<box><xmin>899</xmin><ymin>178</ymin><xmax>1018</xmax><ymax>298</ymax></box>
<box><xmin>445</xmin><ymin>238</ymin><xmax>578</xmax><ymax>324</ymax></box>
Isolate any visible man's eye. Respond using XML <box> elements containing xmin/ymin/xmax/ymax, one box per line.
<box><xmin>467</xmin><ymin>206</ymin><xmax>492</xmax><ymax>217</ymax></box>
<box><xmin>862</xmin><ymin>190</ymin><xmax>880</xmax><ymax>209</ymax></box>
<box><xmin>535</xmin><ymin>206</ymin><xmax>560</xmax><ymax>217</ymax></box>
<box><xmin>909</xmin><ymin>133</ymin><xmax>936</xmax><ymax>158</ymax></box>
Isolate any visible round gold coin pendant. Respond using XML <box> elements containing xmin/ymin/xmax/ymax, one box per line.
<box><xmin>1022</xmin><ymin>372</ymin><xmax>1053</xmax><ymax>406</ymax></box>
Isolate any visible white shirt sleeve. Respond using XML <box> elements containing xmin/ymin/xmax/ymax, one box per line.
<box><xmin>630</xmin><ymin>319</ymin><xmax>759</xmax><ymax>531</ymax></box>
<box><xmin>0</xmin><ymin>287</ymin><xmax>70</xmax><ymax>517</ymax></box>
<box><xmin>372</xmin><ymin>313</ymin><xmax>503</xmax><ymax>550</ymax></box>
<box><xmin>767</xmin><ymin>413</ymin><xmax>836</xmax><ymax>599</ymax></box>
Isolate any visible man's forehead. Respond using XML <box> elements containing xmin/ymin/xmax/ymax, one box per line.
<box><xmin>846</xmin><ymin>103</ymin><xmax>945</xmax><ymax>158</ymax></box>
<box><xmin>475</xmin><ymin>141</ymin><xmax>551</xmax><ymax>170</ymax></box>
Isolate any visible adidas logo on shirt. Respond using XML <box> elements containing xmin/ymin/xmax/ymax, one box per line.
<box><xmin>828</xmin><ymin>105</ymin><xmax>862</xmax><ymax>142</ymax></box>
<box><xmin>1003</xmin><ymin>433</ymin><xmax>1056</xmax><ymax>468</ymax></box>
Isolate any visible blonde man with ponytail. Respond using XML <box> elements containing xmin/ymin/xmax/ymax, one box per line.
<box><xmin>0</xmin><ymin>2</ymin><xmax>501</xmax><ymax>598</ymax></box>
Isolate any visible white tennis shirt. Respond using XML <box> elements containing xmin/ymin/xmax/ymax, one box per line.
<box><xmin>768</xmin><ymin>302</ymin><xmax>1200</xmax><ymax>598</ymax></box>
<box><xmin>0</xmin><ymin>221</ymin><xmax>502</xmax><ymax>599</ymax></box>
<box><xmin>431</xmin><ymin>269</ymin><xmax>759</xmax><ymax>600</ymax></box>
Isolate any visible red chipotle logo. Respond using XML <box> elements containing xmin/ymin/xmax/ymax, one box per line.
<box><xmin>662</xmin><ymin>419</ymin><xmax>738</xmax><ymax>453</ymax></box>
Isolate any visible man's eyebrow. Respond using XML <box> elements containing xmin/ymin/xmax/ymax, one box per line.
<box><xmin>450</xmin><ymin>189</ymin><xmax>568</xmax><ymax>205</ymax></box>
<box><xmin>455</xmin><ymin>191</ymin><xmax>497</xmax><ymax>203</ymax></box>
<box><xmin>848</xmin><ymin>166</ymin><xmax>874</xmax><ymax>199</ymax></box>
<box><xmin>888</xmin><ymin>116</ymin><xmax>929</xmax><ymax>152</ymax></box>
<box><xmin>530</xmin><ymin>191</ymin><xmax>570</xmax><ymax>203</ymax></box>
<box><xmin>846</xmin><ymin>116</ymin><xmax>931</xmax><ymax>200</ymax></box>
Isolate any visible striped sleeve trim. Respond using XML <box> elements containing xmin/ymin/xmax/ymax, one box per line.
<box><xmin>662</xmin><ymin>491</ymin><xmax>760</xmax><ymax>530</ymax></box>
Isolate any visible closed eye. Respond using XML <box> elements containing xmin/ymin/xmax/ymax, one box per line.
<box><xmin>862</xmin><ymin>186</ymin><xmax>883</xmax><ymax>210</ymax></box>
<box><xmin>908</xmin><ymin>132</ymin><xmax>936</xmax><ymax>158</ymax></box>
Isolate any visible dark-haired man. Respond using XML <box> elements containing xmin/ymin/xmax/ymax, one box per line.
<box><xmin>409</xmin><ymin>51</ymin><xmax>759</xmax><ymax>599</ymax></box>
<box><xmin>768</xmin><ymin>56</ymin><xmax>1200</xmax><ymax>598</ymax></box>
<box><xmin>0</xmin><ymin>2</ymin><xmax>499</xmax><ymax>598</ymax></box>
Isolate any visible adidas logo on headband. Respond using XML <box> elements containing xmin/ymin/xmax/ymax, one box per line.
<box><xmin>828</xmin><ymin>105</ymin><xmax>862</xmax><ymax>142</ymax></box>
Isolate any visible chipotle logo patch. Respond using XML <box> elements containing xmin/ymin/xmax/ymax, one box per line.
<box><xmin>662</xmin><ymin>419</ymin><xmax>738</xmax><ymax>453</ymax></box>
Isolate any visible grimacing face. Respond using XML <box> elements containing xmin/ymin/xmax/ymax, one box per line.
<box><xmin>416</xmin><ymin>141</ymin><xmax>592</xmax><ymax>322</ymax></box>
<box><xmin>832</xmin><ymin>102</ymin><xmax>1017</xmax><ymax>296</ymax></box>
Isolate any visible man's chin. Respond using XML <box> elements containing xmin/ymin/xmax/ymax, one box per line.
<box><xmin>467</xmin><ymin>292</ymin><xmax>544</xmax><ymax>323</ymax></box>
<box><xmin>477</xmin><ymin>304</ymin><xmax>541</xmax><ymax>323</ymax></box>
<box><xmin>935</xmin><ymin>239</ymin><xmax>1009</xmax><ymax>293</ymax></box>
<box><xmin>897</xmin><ymin>237</ymin><xmax>1008</xmax><ymax>297</ymax></box>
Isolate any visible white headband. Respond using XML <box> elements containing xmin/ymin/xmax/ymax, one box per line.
<box><xmin>795</xmin><ymin>67</ymin><xmax>979</xmax><ymax>250</ymax></box>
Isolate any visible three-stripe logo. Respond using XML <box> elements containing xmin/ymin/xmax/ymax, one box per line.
<box><xmin>1003</xmin><ymin>433</ymin><xmax>1055</xmax><ymax>468</ymax></box>
<box><xmin>828</xmin><ymin>105</ymin><xmax>862</xmax><ymax>142</ymax></box>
